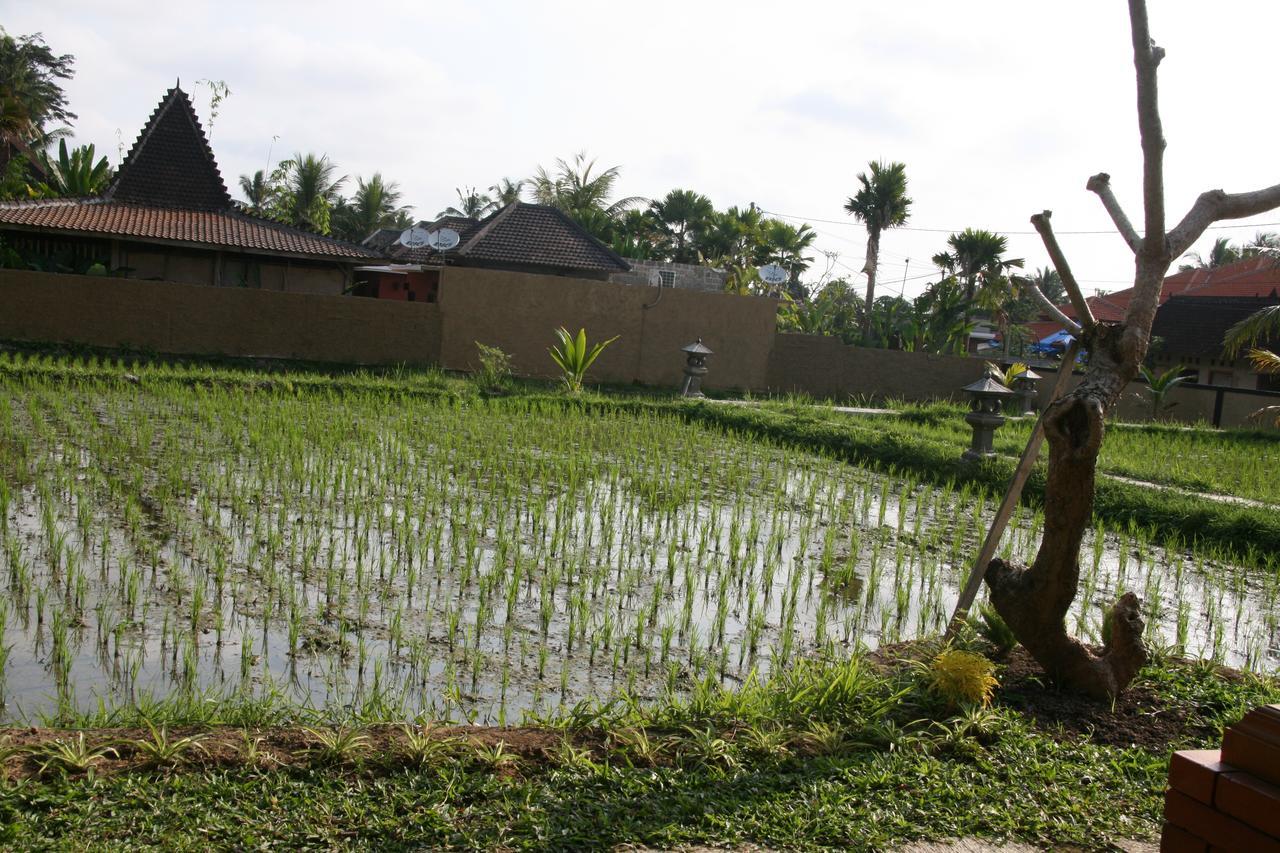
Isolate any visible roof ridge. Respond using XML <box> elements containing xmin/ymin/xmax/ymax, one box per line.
<box><xmin>456</xmin><ymin>201</ymin><xmax>520</xmax><ymax>256</ymax></box>
<box><xmin>541</xmin><ymin>204</ymin><xmax>632</xmax><ymax>270</ymax></box>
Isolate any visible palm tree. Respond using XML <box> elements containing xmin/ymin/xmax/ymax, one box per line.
<box><xmin>1138</xmin><ymin>365</ymin><xmax>1192</xmax><ymax>420</ymax></box>
<box><xmin>844</xmin><ymin>161</ymin><xmax>911</xmax><ymax>346</ymax></box>
<box><xmin>439</xmin><ymin>186</ymin><xmax>494</xmax><ymax>219</ymax></box>
<box><xmin>1242</xmin><ymin>232</ymin><xmax>1280</xmax><ymax>259</ymax></box>
<box><xmin>0</xmin><ymin>30</ymin><xmax>76</xmax><ymax>175</ymax></box>
<box><xmin>1179</xmin><ymin>235</ymin><xmax>1240</xmax><ymax>271</ymax></box>
<box><xmin>489</xmin><ymin>178</ymin><xmax>524</xmax><ymax>208</ymax></box>
<box><xmin>331</xmin><ymin>173</ymin><xmax>413</xmax><ymax>243</ymax></box>
<box><xmin>270</xmin><ymin>152</ymin><xmax>346</xmax><ymax>234</ymax></box>
<box><xmin>238</xmin><ymin>170</ymin><xmax>270</xmax><ymax>213</ymax></box>
<box><xmin>650</xmin><ymin>189</ymin><xmax>714</xmax><ymax>264</ymax></box>
<box><xmin>33</xmin><ymin>139</ymin><xmax>111</xmax><ymax>196</ymax></box>
<box><xmin>759</xmin><ymin>219</ymin><xmax>817</xmax><ymax>296</ymax></box>
<box><xmin>529</xmin><ymin>151</ymin><xmax>644</xmax><ymax>241</ymax></box>
<box><xmin>933</xmin><ymin>228</ymin><xmax>1024</xmax><ymax>333</ymax></box>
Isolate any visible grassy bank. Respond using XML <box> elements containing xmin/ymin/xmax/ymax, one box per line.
<box><xmin>1</xmin><ymin>649</ymin><xmax>1275</xmax><ymax>851</ymax></box>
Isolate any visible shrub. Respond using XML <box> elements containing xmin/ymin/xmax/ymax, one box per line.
<box><xmin>929</xmin><ymin>648</ymin><xmax>998</xmax><ymax>708</ymax></box>
<box><xmin>474</xmin><ymin>342</ymin><xmax>513</xmax><ymax>393</ymax></box>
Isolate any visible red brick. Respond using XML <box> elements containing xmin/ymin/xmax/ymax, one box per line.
<box><xmin>1231</xmin><ymin>706</ymin><xmax>1280</xmax><ymax>748</ymax></box>
<box><xmin>1216</xmin><ymin>771</ymin><xmax>1280</xmax><ymax>839</ymax></box>
<box><xmin>1170</xmin><ymin>750</ymin><xmax>1230</xmax><ymax>804</ymax></box>
<box><xmin>1164</xmin><ymin>790</ymin><xmax>1280</xmax><ymax>852</ymax></box>
<box><xmin>1222</xmin><ymin>729</ymin><xmax>1280</xmax><ymax>789</ymax></box>
<box><xmin>1161</xmin><ymin>821</ymin><xmax>1209</xmax><ymax>852</ymax></box>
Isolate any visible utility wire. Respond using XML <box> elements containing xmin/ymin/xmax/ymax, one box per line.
<box><xmin>763</xmin><ymin>208</ymin><xmax>1280</xmax><ymax>236</ymax></box>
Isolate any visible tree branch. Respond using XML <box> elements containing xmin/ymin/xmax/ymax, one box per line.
<box><xmin>1025</xmin><ymin>281</ymin><xmax>1083</xmax><ymax>336</ymax></box>
<box><xmin>1165</xmin><ymin>183</ymin><xmax>1280</xmax><ymax>259</ymax></box>
<box><xmin>1129</xmin><ymin>0</ymin><xmax>1167</xmax><ymax>258</ymax></box>
<box><xmin>1030</xmin><ymin>211</ymin><xmax>1095</xmax><ymax>330</ymax></box>
<box><xmin>1085</xmin><ymin>173</ymin><xmax>1141</xmax><ymax>254</ymax></box>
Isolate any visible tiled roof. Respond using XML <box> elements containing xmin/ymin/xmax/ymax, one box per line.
<box><xmin>106</xmin><ymin>87</ymin><xmax>232</xmax><ymax>210</ymax></box>
<box><xmin>369</xmin><ymin>203</ymin><xmax>630</xmax><ymax>273</ymax></box>
<box><xmin>1151</xmin><ymin>295</ymin><xmax>1280</xmax><ymax>358</ymax></box>
<box><xmin>0</xmin><ymin>198</ymin><xmax>376</xmax><ymax>259</ymax></box>
<box><xmin>1044</xmin><ymin>256</ymin><xmax>1280</xmax><ymax>330</ymax></box>
<box><xmin>0</xmin><ymin>86</ymin><xmax>374</xmax><ymax>262</ymax></box>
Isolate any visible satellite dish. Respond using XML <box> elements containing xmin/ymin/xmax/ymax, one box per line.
<box><xmin>397</xmin><ymin>226</ymin><xmax>432</xmax><ymax>249</ymax></box>
<box><xmin>425</xmin><ymin>228</ymin><xmax>460</xmax><ymax>252</ymax></box>
<box><xmin>647</xmin><ymin>268</ymin><xmax>663</xmax><ymax>287</ymax></box>
<box><xmin>759</xmin><ymin>263</ymin><xmax>788</xmax><ymax>285</ymax></box>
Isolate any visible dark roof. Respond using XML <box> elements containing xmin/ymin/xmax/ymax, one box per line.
<box><xmin>1151</xmin><ymin>295</ymin><xmax>1280</xmax><ymax>358</ymax></box>
<box><xmin>0</xmin><ymin>86</ymin><xmax>375</xmax><ymax>262</ymax></box>
<box><xmin>0</xmin><ymin>199</ymin><xmax>375</xmax><ymax>259</ymax></box>
<box><xmin>369</xmin><ymin>203</ymin><xmax>630</xmax><ymax>274</ymax></box>
<box><xmin>106</xmin><ymin>87</ymin><xmax>232</xmax><ymax>210</ymax></box>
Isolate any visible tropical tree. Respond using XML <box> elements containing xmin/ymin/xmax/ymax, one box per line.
<box><xmin>489</xmin><ymin>177</ymin><xmax>524</xmax><ymax>208</ymax></box>
<box><xmin>778</xmin><ymin>278</ymin><xmax>863</xmax><ymax>341</ymax></box>
<box><xmin>1242</xmin><ymin>231</ymin><xmax>1280</xmax><ymax>258</ymax></box>
<box><xmin>844</xmin><ymin>161</ymin><xmax>912</xmax><ymax>345</ymax></box>
<box><xmin>1178</xmin><ymin>235</ymin><xmax>1240</xmax><ymax>271</ymax></box>
<box><xmin>332</xmin><ymin>173</ymin><xmax>413</xmax><ymax>242</ymax></box>
<box><xmin>1137</xmin><ymin>364</ymin><xmax>1191</xmax><ymax>419</ymax></box>
<box><xmin>978</xmin><ymin>0</ymin><xmax>1280</xmax><ymax>699</ymax></box>
<box><xmin>269</xmin><ymin>153</ymin><xmax>346</xmax><ymax>234</ymax></box>
<box><xmin>238</xmin><ymin>170</ymin><xmax>270</xmax><ymax>213</ymax></box>
<box><xmin>0</xmin><ymin>30</ymin><xmax>75</xmax><ymax>178</ymax></box>
<box><xmin>33</xmin><ymin>139</ymin><xmax>111</xmax><ymax>196</ymax></box>
<box><xmin>933</xmin><ymin>228</ymin><xmax>1024</xmax><ymax>333</ymax></box>
<box><xmin>759</xmin><ymin>219</ymin><xmax>817</xmax><ymax>292</ymax></box>
<box><xmin>529</xmin><ymin>151</ymin><xmax>643</xmax><ymax>241</ymax></box>
<box><xmin>650</xmin><ymin>189</ymin><xmax>714</xmax><ymax>264</ymax></box>
<box><xmin>439</xmin><ymin>186</ymin><xmax>494</xmax><ymax>219</ymax></box>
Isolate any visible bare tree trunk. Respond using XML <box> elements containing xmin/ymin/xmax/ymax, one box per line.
<box><xmin>980</xmin><ymin>0</ymin><xmax>1280</xmax><ymax>699</ymax></box>
<box><xmin>861</xmin><ymin>228</ymin><xmax>880</xmax><ymax>346</ymax></box>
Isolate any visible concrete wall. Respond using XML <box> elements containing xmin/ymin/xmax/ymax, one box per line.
<box><xmin>765</xmin><ymin>334</ymin><xmax>989</xmax><ymax>402</ymax></box>
<box><xmin>610</xmin><ymin>260</ymin><xmax>727</xmax><ymax>294</ymax></box>
<box><xmin>0</xmin><ymin>270</ymin><xmax>441</xmax><ymax>365</ymax></box>
<box><xmin>436</xmin><ymin>267</ymin><xmax>777</xmax><ymax>390</ymax></box>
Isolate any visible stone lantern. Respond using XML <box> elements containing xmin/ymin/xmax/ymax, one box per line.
<box><xmin>1012</xmin><ymin>367</ymin><xmax>1042</xmax><ymax>416</ymax></box>
<box><xmin>680</xmin><ymin>339</ymin><xmax>713</xmax><ymax>397</ymax></box>
<box><xmin>961</xmin><ymin>376</ymin><xmax>1016</xmax><ymax>461</ymax></box>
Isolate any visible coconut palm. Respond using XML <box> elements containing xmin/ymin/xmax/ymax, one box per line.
<box><xmin>650</xmin><ymin>189</ymin><xmax>714</xmax><ymax>264</ymax></box>
<box><xmin>1223</xmin><ymin>303</ymin><xmax>1280</xmax><ymax>424</ymax></box>
<box><xmin>439</xmin><ymin>186</ymin><xmax>494</xmax><ymax>219</ymax></box>
<box><xmin>238</xmin><ymin>170</ymin><xmax>270</xmax><ymax>213</ymax></box>
<box><xmin>270</xmin><ymin>152</ymin><xmax>346</xmax><ymax>234</ymax></box>
<box><xmin>1242</xmin><ymin>232</ymin><xmax>1280</xmax><ymax>259</ymax></box>
<box><xmin>529</xmin><ymin>151</ymin><xmax>643</xmax><ymax>241</ymax></box>
<box><xmin>332</xmin><ymin>173</ymin><xmax>414</xmax><ymax>243</ymax></box>
<box><xmin>489</xmin><ymin>178</ymin><xmax>524</xmax><ymax>208</ymax></box>
<box><xmin>844</xmin><ymin>161</ymin><xmax>911</xmax><ymax>345</ymax></box>
<box><xmin>933</xmin><ymin>228</ymin><xmax>1024</xmax><ymax>329</ymax></box>
<box><xmin>1138</xmin><ymin>365</ymin><xmax>1192</xmax><ymax>420</ymax></box>
<box><xmin>1178</xmin><ymin>235</ymin><xmax>1241</xmax><ymax>271</ymax></box>
<box><xmin>33</xmin><ymin>139</ymin><xmax>111</xmax><ymax>196</ymax></box>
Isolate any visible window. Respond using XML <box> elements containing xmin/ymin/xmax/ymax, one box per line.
<box><xmin>658</xmin><ymin>270</ymin><xmax>676</xmax><ymax>288</ymax></box>
<box><xmin>1207</xmin><ymin>370</ymin><xmax>1235</xmax><ymax>387</ymax></box>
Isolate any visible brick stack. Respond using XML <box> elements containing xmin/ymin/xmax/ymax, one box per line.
<box><xmin>1163</xmin><ymin>704</ymin><xmax>1280</xmax><ymax>851</ymax></box>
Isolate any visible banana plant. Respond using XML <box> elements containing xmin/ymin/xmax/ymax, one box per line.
<box><xmin>548</xmin><ymin>327</ymin><xmax>618</xmax><ymax>393</ymax></box>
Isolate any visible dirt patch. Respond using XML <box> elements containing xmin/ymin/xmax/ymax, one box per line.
<box><xmin>0</xmin><ymin>722</ymin><xmax>605</xmax><ymax>782</ymax></box>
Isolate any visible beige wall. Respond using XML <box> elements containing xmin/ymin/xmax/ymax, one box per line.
<box><xmin>115</xmin><ymin>244</ymin><xmax>347</xmax><ymax>296</ymax></box>
<box><xmin>436</xmin><ymin>268</ymin><xmax>779</xmax><ymax>391</ymax></box>
<box><xmin>1033</xmin><ymin>365</ymin><xmax>1277</xmax><ymax>430</ymax></box>
<box><xmin>765</xmin><ymin>334</ymin><xmax>988</xmax><ymax>402</ymax></box>
<box><xmin>0</xmin><ymin>270</ymin><xmax>440</xmax><ymax>365</ymax></box>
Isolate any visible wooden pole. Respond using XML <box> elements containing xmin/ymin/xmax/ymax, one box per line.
<box><xmin>946</xmin><ymin>340</ymin><xmax>1081</xmax><ymax>634</ymax></box>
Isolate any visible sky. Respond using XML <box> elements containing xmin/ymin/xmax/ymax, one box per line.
<box><xmin>8</xmin><ymin>0</ymin><xmax>1280</xmax><ymax>300</ymax></box>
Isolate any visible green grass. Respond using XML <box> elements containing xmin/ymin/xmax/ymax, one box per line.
<box><xmin>1</xmin><ymin>653</ymin><xmax>1275</xmax><ymax>851</ymax></box>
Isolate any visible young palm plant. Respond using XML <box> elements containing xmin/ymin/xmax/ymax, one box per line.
<box><xmin>548</xmin><ymin>327</ymin><xmax>618</xmax><ymax>393</ymax></box>
<box><xmin>1138</xmin><ymin>364</ymin><xmax>1191</xmax><ymax>420</ymax></box>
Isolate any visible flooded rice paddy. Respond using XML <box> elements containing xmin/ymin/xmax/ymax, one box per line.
<box><xmin>0</xmin><ymin>373</ymin><xmax>1276</xmax><ymax>723</ymax></box>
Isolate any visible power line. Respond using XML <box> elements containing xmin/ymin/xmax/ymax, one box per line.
<box><xmin>764</xmin><ymin>208</ymin><xmax>1280</xmax><ymax>236</ymax></box>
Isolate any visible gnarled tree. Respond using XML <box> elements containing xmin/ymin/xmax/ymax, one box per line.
<box><xmin>983</xmin><ymin>0</ymin><xmax>1280</xmax><ymax>700</ymax></box>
